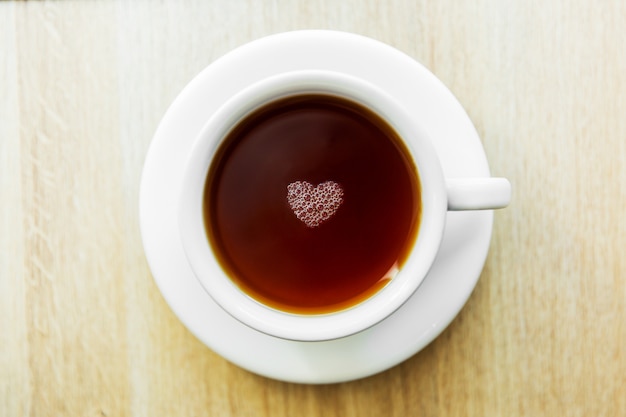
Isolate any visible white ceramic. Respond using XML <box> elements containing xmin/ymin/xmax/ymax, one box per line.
<box><xmin>140</xmin><ymin>30</ymin><xmax>504</xmax><ymax>383</ymax></box>
<box><xmin>177</xmin><ymin>70</ymin><xmax>510</xmax><ymax>341</ymax></box>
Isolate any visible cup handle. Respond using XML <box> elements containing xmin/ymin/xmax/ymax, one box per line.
<box><xmin>446</xmin><ymin>178</ymin><xmax>511</xmax><ymax>210</ymax></box>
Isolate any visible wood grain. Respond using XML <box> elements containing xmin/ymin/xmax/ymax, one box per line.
<box><xmin>1</xmin><ymin>1</ymin><xmax>625</xmax><ymax>416</ymax></box>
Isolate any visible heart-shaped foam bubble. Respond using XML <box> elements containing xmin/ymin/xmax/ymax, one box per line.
<box><xmin>286</xmin><ymin>181</ymin><xmax>344</xmax><ymax>228</ymax></box>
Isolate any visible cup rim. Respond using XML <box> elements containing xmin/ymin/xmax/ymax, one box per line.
<box><xmin>178</xmin><ymin>70</ymin><xmax>447</xmax><ymax>341</ymax></box>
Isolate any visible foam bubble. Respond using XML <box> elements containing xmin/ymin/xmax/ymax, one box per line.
<box><xmin>286</xmin><ymin>181</ymin><xmax>344</xmax><ymax>228</ymax></box>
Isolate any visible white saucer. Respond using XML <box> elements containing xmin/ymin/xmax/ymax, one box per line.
<box><xmin>139</xmin><ymin>31</ymin><xmax>494</xmax><ymax>384</ymax></box>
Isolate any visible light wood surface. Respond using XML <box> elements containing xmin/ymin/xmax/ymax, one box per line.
<box><xmin>1</xmin><ymin>1</ymin><xmax>625</xmax><ymax>416</ymax></box>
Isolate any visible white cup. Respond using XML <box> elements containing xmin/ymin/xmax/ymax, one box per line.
<box><xmin>178</xmin><ymin>70</ymin><xmax>510</xmax><ymax>341</ymax></box>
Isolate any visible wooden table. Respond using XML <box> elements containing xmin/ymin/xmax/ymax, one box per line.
<box><xmin>2</xmin><ymin>1</ymin><xmax>625</xmax><ymax>415</ymax></box>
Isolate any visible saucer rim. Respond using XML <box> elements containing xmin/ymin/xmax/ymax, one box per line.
<box><xmin>139</xmin><ymin>30</ymin><xmax>493</xmax><ymax>383</ymax></box>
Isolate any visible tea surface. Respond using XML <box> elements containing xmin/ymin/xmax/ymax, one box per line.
<box><xmin>204</xmin><ymin>94</ymin><xmax>420</xmax><ymax>313</ymax></box>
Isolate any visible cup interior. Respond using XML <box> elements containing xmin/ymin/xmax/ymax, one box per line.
<box><xmin>178</xmin><ymin>70</ymin><xmax>447</xmax><ymax>341</ymax></box>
